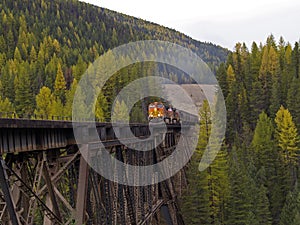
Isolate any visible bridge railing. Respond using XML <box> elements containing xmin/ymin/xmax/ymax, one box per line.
<box><xmin>0</xmin><ymin>111</ymin><xmax>112</xmax><ymax>122</ymax></box>
<box><xmin>0</xmin><ymin>111</ymin><xmax>195</xmax><ymax>124</ymax></box>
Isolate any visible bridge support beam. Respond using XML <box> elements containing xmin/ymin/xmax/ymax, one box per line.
<box><xmin>75</xmin><ymin>154</ymin><xmax>89</xmax><ymax>224</ymax></box>
<box><xmin>0</xmin><ymin>158</ymin><xmax>19</xmax><ymax>225</ymax></box>
<box><xmin>42</xmin><ymin>161</ymin><xmax>62</xmax><ymax>225</ymax></box>
<box><xmin>161</xmin><ymin>204</ymin><xmax>174</xmax><ymax>225</ymax></box>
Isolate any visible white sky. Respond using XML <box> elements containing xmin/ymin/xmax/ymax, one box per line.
<box><xmin>81</xmin><ymin>0</ymin><xmax>300</xmax><ymax>50</ymax></box>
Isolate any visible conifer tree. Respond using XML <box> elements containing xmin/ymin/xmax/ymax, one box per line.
<box><xmin>181</xmin><ymin>100</ymin><xmax>213</xmax><ymax>224</ymax></box>
<box><xmin>227</xmin><ymin>153</ymin><xmax>255</xmax><ymax>225</ymax></box>
<box><xmin>0</xmin><ymin>96</ymin><xmax>15</xmax><ymax>116</ymax></box>
<box><xmin>181</xmin><ymin>152</ymin><xmax>211</xmax><ymax>225</ymax></box>
<box><xmin>111</xmin><ymin>100</ymin><xmax>129</xmax><ymax>123</ymax></box>
<box><xmin>287</xmin><ymin>77</ymin><xmax>300</xmax><ymax>127</ymax></box>
<box><xmin>14</xmin><ymin>62</ymin><xmax>34</xmax><ymax>116</ymax></box>
<box><xmin>13</xmin><ymin>47</ymin><xmax>22</xmax><ymax>63</ymax></box>
<box><xmin>275</xmin><ymin>106</ymin><xmax>299</xmax><ymax>166</ymax></box>
<box><xmin>64</xmin><ymin>78</ymin><xmax>77</xmax><ymax>118</ymax></box>
<box><xmin>259</xmin><ymin>45</ymin><xmax>280</xmax><ymax>113</ymax></box>
<box><xmin>251</xmin><ymin>112</ymin><xmax>274</xmax><ymax>167</ymax></box>
<box><xmin>251</xmin><ymin>111</ymin><xmax>286</xmax><ymax>222</ymax></box>
<box><xmin>275</xmin><ymin>106</ymin><xmax>299</xmax><ymax>189</ymax></box>
<box><xmin>50</xmin><ymin>97</ymin><xmax>64</xmax><ymax>118</ymax></box>
<box><xmin>279</xmin><ymin>189</ymin><xmax>300</xmax><ymax>225</ymax></box>
<box><xmin>0</xmin><ymin>35</ymin><xmax>7</xmax><ymax>53</ymax></box>
<box><xmin>256</xmin><ymin>184</ymin><xmax>272</xmax><ymax>224</ymax></box>
<box><xmin>72</xmin><ymin>55</ymin><xmax>87</xmax><ymax>81</ymax></box>
<box><xmin>94</xmin><ymin>91</ymin><xmax>108</xmax><ymax>122</ymax></box>
<box><xmin>270</xmin><ymin>75</ymin><xmax>282</xmax><ymax>118</ymax></box>
<box><xmin>54</xmin><ymin>62</ymin><xmax>66</xmax><ymax>104</ymax></box>
<box><xmin>216</xmin><ymin>63</ymin><xmax>228</xmax><ymax>98</ymax></box>
<box><xmin>6</xmin><ymin>29</ymin><xmax>14</xmax><ymax>59</ymax></box>
<box><xmin>29</xmin><ymin>45</ymin><xmax>37</xmax><ymax>63</ymax></box>
<box><xmin>292</xmin><ymin>42</ymin><xmax>299</xmax><ymax>78</ymax></box>
<box><xmin>34</xmin><ymin>86</ymin><xmax>54</xmax><ymax>119</ymax></box>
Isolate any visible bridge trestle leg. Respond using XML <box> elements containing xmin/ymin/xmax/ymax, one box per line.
<box><xmin>75</xmin><ymin>154</ymin><xmax>89</xmax><ymax>225</ymax></box>
<box><xmin>0</xmin><ymin>158</ymin><xmax>20</xmax><ymax>225</ymax></box>
<box><xmin>42</xmin><ymin>159</ymin><xmax>62</xmax><ymax>225</ymax></box>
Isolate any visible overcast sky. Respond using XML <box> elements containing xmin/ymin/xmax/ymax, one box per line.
<box><xmin>81</xmin><ymin>0</ymin><xmax>300</xmax><ymax>50</ymax></box>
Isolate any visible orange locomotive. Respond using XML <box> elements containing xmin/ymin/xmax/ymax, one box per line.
<box><xmin>148</xmin><ymin>102</ymin><xmax>180</xmax><ymax>124</ymax></box>
<box><xmin>148</xmin><ymin>102</ymin><xmax>166</xmax><ymax>122</ymax></box>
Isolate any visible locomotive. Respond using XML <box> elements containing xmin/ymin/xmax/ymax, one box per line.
<box><xmin>148</xmin><ymin>102</ymin><xmax>188</xmax><ymax>124</ymax></box>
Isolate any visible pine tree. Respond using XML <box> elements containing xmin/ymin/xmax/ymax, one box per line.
<box><xmin>226</xmin><ymin>64</ymin><xmax>236</xmax><ymax>90</ymax></box>
<box><xmin>0</xmin><ymin>96</ymin><xmax>15</xmax><ymax>117</ymax></box>
<box><xmin>45</xmin><ymin>54</ymin><xmax>59</xmax><ymax>88</ymax></box>
<box><xmin>275</xmin><ymin>106</ymin><xmax>299</xmax><ymax>166</ymax></box>
<box><xmin>72</xmin><ymin>55</ymin><xmax>87</xmax><ymax>81</ymax></box>
<box><xmin>249</xmin><ymin>79</ymin><xmax>264</xmax><ymax>129</ymax></box>
<box><xmin>270</xmin><ymin>74</ymin><xmax>282</xmax><ymax>118</ymax></box>
<box><xmin>111</xmin><ymin>100</ymin><xmax>129</xmax><ymax>123</ymax></box>
<box><xmin>94</xmin><ymin>91</ymin><xmax>108</xmax><ymax>122</ymax></box>
<box><xmin>225</xmin><ymin>84</ymin><xmax>240</xmax><ymax>143</ymax></box>
<box><xmin>14</xmin><ymin>62</ymin><xmax>34</xmax><ymax>116</ymax></box>
<box><xmin>64</xmin><ymin>79</ymin><xmax>77</xmax><ymax>118</ymax></box>
<box><xmin>181</xmin><ymin>100</ymin><xmax>213</xmax><ymax>224</ymax></box>
<box><xmin>275</xmin><ymin>106</ymin><xmax>299</xmax><ymax>190</ymax></box>
<box><xmin>292</xmin><ymin>42</ymin><xmax>299</xmax><ymax>78</ymax></box>
<box><xmin>181</xmin><ymin>152</ymin><xmax>211</xmax><ymax>225</ymax></box>
<box><xmin>34</xmin><ymin>86</ymin><xmax>54</xmax><ymax>119</ymax></box>
<box><xmin>29</xmin><ymin>45</ymin><xmax>37</xmax><ymax>62</ymax></box>
<box><xmin>208</xmin><ymin>148</ymin><xmax>230</xmax><ymax>224</ymax></box>
<box><xmin>0</xmin><ymin>35</ymin><xmax>7</xmax><ymax>53</ymax></box>
<box><xmin>13</xmin><ymin>47</ymin><xmax>22</xmax><ymax>63</ymax></box>
<box><xmin>251</xmin><ymin>112</ymin><xmax>274</xmax><ymax>167</ymax></box>
<box><xmin>251</xmin><ymin>111</ymin><xmax>286</xmax><ymax>222</ymax></box>
<box><xmin>216</xmin><ymin>63</ymin><xmax>228</xmax><ymax>98</ymax></box>
<box><xmin>279</xmin><ymin>189</ymin><xmax>300</xmax><ymax>225</ymax></box>
<box><xmin>6</xmin><ymin>29</ymin><xmax>14</xmax><ymax>59</ymax></box>
<box><xmin>0</xmin><ymin>62</ymin><xmax>14</xmax><ymax>102</ymax></box>
<box><xmin>227</xmin><ymin>152</ymin><xmax>255</xmax><ymax>225</ymax></box>
<box><xmin>255</xmin><ymin>183</ymin><xmax>272</xmax><ymax>224</ymax></box>
<box><xmin>50</xmin><ymin>97</ymin><xmax>64</xmax><ymax>118</ymax></box>
<box><xmin>287</xmin><ymin>77</ymin><xmax>300</xmax><ymax>127</ymax></box>
<box><xmin>259</xmin><ymin>45</ymin><xmax>280</xmax><ymax>113</ymax></box>
<box><xmin>54</xmin><ymin>62</ymin><xmax>66</xmax><ymax>103</ymax></box>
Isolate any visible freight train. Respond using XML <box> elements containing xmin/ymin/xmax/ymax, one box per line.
<box><xmin>148</xmin><ymin>102</ymin><xmax>198</xmax><ymax>124</ymax></box>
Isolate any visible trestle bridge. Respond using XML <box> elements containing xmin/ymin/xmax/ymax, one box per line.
<box><xmin>0</xmin><ymin>118</ymin><xmax>194</xmax><ymax>225</ymax></box>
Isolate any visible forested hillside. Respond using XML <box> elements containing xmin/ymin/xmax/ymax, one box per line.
<box><xmin>0</xmin><ymin>0</ymin><xmax>228</xmax><ymax>120</ymax></box>
<box><xmin>1</xmin><ymin>0</ymin><xmax>299</xmax><ymax>224</ymax></box>
<box><xmin>181</xmin><ymin>35</ymin><xmax>300</xmax><ymax>225</ymax></box>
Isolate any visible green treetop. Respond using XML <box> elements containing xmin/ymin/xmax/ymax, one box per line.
<box><xmin>54</xmin><ymin>62</ymin><xmax>66</xmax><ymax>103</ymax></box>
<box><xmin>34</xmin><ymin>86</ymin><xmax>54</xmax><ymax>118</ymax></box>
<box><xmin>111</xmin><ymin>100</ymin><xmax>129</xmax><ymax>123</ymax></box>
<box><xmin>275</xmin><ymin>105</ymin><xmax>299</xmax><ymax>166</ymax></box>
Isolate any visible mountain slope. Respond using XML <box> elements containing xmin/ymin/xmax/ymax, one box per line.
<box><xmin>0</xmin><ymin>0</ymin><xmax>228</xmax><ymax>67</ymax></box>
<box><xmin>0</xmin><ymin>0</ymin><xmax>228</xmax><ymax>117</ymax></box>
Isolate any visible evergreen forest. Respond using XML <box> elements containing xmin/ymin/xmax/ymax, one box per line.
<box><xmin>0</xmin><ymin>0</ymin><xmax>227</xmax><ymax>120</ymax></box>
<box><xmin>181</xmin><ymin>37</ymin><xmax>300</xmax><ymax>225</ymax></box>
<box><xmin>0</xmin><ymin>0</ymin><xmax>299</xmax><ymax>224</ymax></box>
